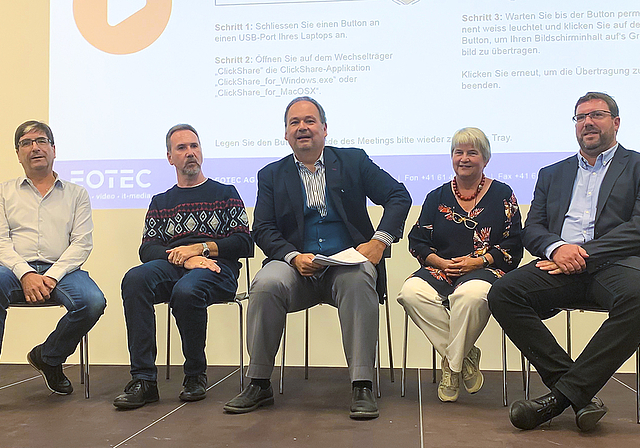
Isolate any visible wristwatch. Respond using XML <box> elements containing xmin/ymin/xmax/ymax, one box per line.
<box><xmin>481</xmin><ymin>255</ymin><xmax>490</xmax><ymax>268</ymax></box>
<box><xmin>201</xmin><ymin>242</ymin><xmax>210</xmax><ymax>258</ymax></box>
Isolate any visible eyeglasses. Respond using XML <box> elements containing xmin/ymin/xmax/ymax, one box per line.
<box><xmin>572</xmin><ymin>110</ymin><xmax>614</xmax><ymax>123</ymax></box>
<box><xmin>451</xmin><ymin>211</ymin><xmax>478</xmax><ymax>230</ymax></box>
<box><xmin>17</xmin><ymin>137</ymin><xmax>51</xmax><ymax>149</ymax></box>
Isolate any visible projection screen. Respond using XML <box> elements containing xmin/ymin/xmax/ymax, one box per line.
<box><xmin>50</xmin><ymin>0</ymin><xmax>640</xmax><ymax>208</ymax></box>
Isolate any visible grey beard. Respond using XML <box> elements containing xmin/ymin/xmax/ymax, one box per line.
<box><xmin>182</xmin><ymin>164</ymin><xmax>201</xmax><ymax>177</ymax></box>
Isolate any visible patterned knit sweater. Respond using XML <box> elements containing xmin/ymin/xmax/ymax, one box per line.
<box><xmin>139</xmin><ymin>179</ymin><xmax>252</xmax><ymax>273</ymax></box>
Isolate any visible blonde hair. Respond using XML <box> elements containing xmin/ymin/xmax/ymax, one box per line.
<box><xmin>450</xmin><ymin>127</ymin><xmax>491</xmax><ymax>162</ymax></box>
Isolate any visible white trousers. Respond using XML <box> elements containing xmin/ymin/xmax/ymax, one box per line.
<box><xmin>397</xmin><ymin>277</ymin><xmax>491</xmax><ymax>373</ymax></box>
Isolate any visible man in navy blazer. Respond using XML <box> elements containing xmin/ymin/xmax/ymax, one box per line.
<box><xmin>489</xmin><ymin>92</ymin><xmax>640</xmax><ymax>432</ymax></box>
<box><xmin>224</xmin><ymin>97</ymin><xmax>411</xmax><ymax>419</ymax></box>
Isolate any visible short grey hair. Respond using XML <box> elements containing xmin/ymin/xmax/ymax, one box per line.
<box><xmin>166</xmin><ymin>124</ymin><xmax>200</xmax><ymax>153</ymax></box>
<box><xmin>450</xmin><ymin>127</ymin><xmax>491</xmax><ymax>162</ymax></box>
<box><xmin>284</xmin><ymin>96</ymin><xmax>326</xmax><ymax>125</ymax></box>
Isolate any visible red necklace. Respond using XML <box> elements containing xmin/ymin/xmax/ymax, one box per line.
<box><xmin>452</xmin><ymin>174</ymin><xmax>485</xmax><ymax>201</ymax></box>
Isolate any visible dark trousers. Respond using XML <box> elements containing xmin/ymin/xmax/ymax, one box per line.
<box><xmin>121</xmin><ymin>260</ymin><xmax>237</xmax><ymax>381</ymax></box>
<box><xmin>488</xmin><ymin>260</ymin><xmax>640</xmax><ymax>410</ymax></box>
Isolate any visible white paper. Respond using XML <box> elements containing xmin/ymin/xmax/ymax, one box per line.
<box><xmin>312</xmin><ymin>248</ymin><xmax>368</xmax><ymax>266</ymax></box>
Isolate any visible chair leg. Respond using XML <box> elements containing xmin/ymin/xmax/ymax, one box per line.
<box><xmin>304</xmin><ymin>309</ymin><xmax>309</xmax><ymax>380</ymax></box>
<box><xmin>502</xmin><ymin>330</ymin><xmax>508</xmax><ymax>406</ymax></box>
<box><xmin>636</xmin><ymin>345</ymin><xmax>639</xmax><ymax>424</ymax></box>
<box><xmin>525</xmin><ymin>358</ymin><xmax>531</xmax><ymax>400</ymax></box>
<box><xmin>82</xmin><ymin>333</ymin><xmax>90</xmax><ymax>399</ymax></box>
<box><xmin>80</xmin><ymin>337</ymin><xmax>85</xmax><ymax>385</ymax></box>
<box><xmin>521</xmin><ymin>353</ymin><xmax>526</xmax><ymax>392</ymax></box>
<box><xmin>235</xmin><ymin>298</ymin><xmax>244</xmax><ymax>391</ymax></box>
<box><xmin>384</xmin><ymin>299</ymin><xmax>394</xmax><ymax>383</ymax></box>
<box><xmin>279</xmin><ymin>316</ymin><xmax>287</xmax><ymax>394</ymax></box>
<box><xmin>432</xmin><ymin>346</ymin><xmax>437</xmax><ymax>383</ymax></box>
<box><xmin>401</xmin><ymin>310</ymin><xmax>408</xmax><ymax>397</ymax></box>
<box><xmin>376</xmin><ymin>339</ymin><xmax>381</xmax><ymax>398</ymax></box>
<box><xmin>166</xmin><ymin>303</ymin><xmax>171</xmax><ymax>380</ymax></box>
<box><xmin>520</xmin><ymin>353</ymin><xmax>531</xmax><ymax>400</ymax></box>
<box><xmin>566</xmin><ymin>310</ymin><xmax>572</xmax><ymax>359</ymax></box>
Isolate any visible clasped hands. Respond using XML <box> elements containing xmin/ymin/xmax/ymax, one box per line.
<box><xmin>430</xmin><ymin>255</ymin><xmax>483</xmax><ymax>278</ymax></box>
<box><xmin>537</xmin><ymin>244</ymin><xmax>588</xmax><ymax>275</ymax></box>
<box><xmin>20</xmin><ymin>272</ymin><xmax>58</xmax><ymax>304</ymax></box>
<box><xmin>292</xmin><ymin>240</ymin><xmax>386</xmax><ymax>277</ymax></box>
<box><xmin>166</xmin><ymin>244</ymin><xmax>220</xmax><ymax>273</ymax></box>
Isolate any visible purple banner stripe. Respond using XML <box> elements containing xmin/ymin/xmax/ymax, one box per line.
<box><xmin>54</xmin><ymin>152</ymin><xmax>571</xmax><ymax>209</ymax></box>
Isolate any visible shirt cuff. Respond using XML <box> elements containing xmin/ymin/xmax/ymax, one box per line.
<box><xmin>545</xmin><ymin>241</ymin><xmax>567</xmax><ymax>260</ymax></box>
<box><xmin>44</xmin><ymin>265</ymin><xmax>66</xmax><ymax>282</ymax></box>
<box><xmin>372</xmin><ymin>231</ymin><xmax>393</xmax><ymax>247</ymax></box>
<box><xmin>14</xmin><ymin>263</ymin><xmax>36</xmax><ymax>281</ymax></box>
<box><xmin>285</xmin><ymin>251</ymin><xmax>302</xmax><ymax>265</ymax></box>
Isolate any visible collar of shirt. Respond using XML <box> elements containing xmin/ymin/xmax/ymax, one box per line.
<box><xmin>19</xmin><ymin>172</ymin><xmax>65</xmax><ymax>196</ymax></box>
<box><xmin>557</xmin><ymin>143</ymin><xmax>619</xmax><ymax>249</ymax></box>
<box><xmin>294</xmin><ymin>150</ymin><xmax>324</xmax><ymax>172</ymax></box>
<box><xmin>577</xmin><ymin>143</ymin><xmax>618</xmax><ymax>170</ymax></box>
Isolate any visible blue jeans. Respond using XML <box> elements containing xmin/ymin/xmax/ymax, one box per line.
<box><xmin>0</xmin><ymin>263</ymin><xmax>106</xmax><ymax>365</ymax></box>
<box><xmin>121</xmin><ymin>259</ymin><xmax>238</xmax><ymax>381</ymax></box>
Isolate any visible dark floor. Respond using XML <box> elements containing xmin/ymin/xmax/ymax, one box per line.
<box><xmin>0</xmin><ymin>364</ymin><xmax>638</xmax><ymax>448</ymax></box>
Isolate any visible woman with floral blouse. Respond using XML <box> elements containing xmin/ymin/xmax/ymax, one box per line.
<box><xmin>397</xmin><ymin>127</ymin><xmax>523</xmax><ymax>402</ymax></box>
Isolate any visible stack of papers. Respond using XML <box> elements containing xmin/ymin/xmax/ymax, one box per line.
<box><xmin>312</xmin><ymin>248</ymin><xmax>369</xmax><ymax>266</ymax></box>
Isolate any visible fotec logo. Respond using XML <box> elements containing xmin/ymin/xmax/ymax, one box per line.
<box><xmin>73</xmin><ymin>0</ymin><xmax>172</xmax><ymax>55</ymax></box>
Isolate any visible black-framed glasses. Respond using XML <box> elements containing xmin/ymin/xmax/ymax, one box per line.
<box><xmin>451</xmin><ymin>211</ymin><xmax>478</xmax><ymax>230</ymax></box>
<box><xmin>572</xmin><ymin>110</ymin><xmax>614</xmax><ymax>123</ymax></box>
<box><xmin>18</xmin><ymin>137</ymin><xmax>51</xmax><ymax>149</ymax></box>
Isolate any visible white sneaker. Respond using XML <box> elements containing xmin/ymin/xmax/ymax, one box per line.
<box><xmin>462</xmin><ymin>346</ymin><xmax>484</xmax><ymax>394</ymax></box>
<box><xmin>438</xmin><ymin>358</ymin><xmax>460</xmax><ymax>402</ymax></box>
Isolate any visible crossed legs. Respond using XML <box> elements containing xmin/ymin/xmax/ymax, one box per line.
<box><xmin>489</xmin><ymin>260</ymin><xmax>640</xmax><ymax>429</ymax></box>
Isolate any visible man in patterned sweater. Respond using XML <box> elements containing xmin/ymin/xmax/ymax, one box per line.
<box><xmin>113</xmin><ymin>124</ymin><xmax>252</xmax><ymax>409</ymax></box>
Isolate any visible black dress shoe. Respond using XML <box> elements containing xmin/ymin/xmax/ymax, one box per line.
<box><xmin>350</xmin><ymin>386</ymin><xmax>379</xmax><ymax>420</ymax></box>
<box><xmin>27</xmin><ymin>345</ymin><xmax>73</xmax><ymax>395</ymax></box>
<box><xmin>509</xmin><ymin>392</ymin><xmax>567</xmax><ymax>430</ymax></box>
<box><xmin>223</xmin><ymin>384</ymin><xmax>274</xmax><ymax>414</ymax></box>
<box><xmin>113</xmin><ymin>379</ymin><xmax>159</xmax><ymax>409</ymax></box>
<box><xmin>179</xmin><ymin>374</ymin><xmax>207</xmax><ymax>402</ymax></box>
<box><xmin>575</xmin><ymin>397</ymin><xmax>608</xmax><ymax>432</ymax></box>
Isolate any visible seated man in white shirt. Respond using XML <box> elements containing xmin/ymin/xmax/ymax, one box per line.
<box><xmin>0</xmin><ymin>120</ymin><xmax>106</xmax><ymax>395</ymax></box>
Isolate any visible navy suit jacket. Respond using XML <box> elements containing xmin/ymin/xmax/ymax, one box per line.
<box><xmin>253</xmin><ymin>146</ymin><xmax>412</xmax><ymax>301</ymax></box>
<box><xmin>523</xmin><ymin>144</ymin><xmax>640</xmax><ymax>273</ymax></box>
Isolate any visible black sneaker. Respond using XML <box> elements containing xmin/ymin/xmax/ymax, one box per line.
<box><xmin>27</xmin><ymin>345</ymin><xmax>73</xmax><ymax>395</ymax></box>
<box><xmin>113</xmin><ymin>379</ymin><xmax>159</xmax><ymax>409</ymax></box>
<box><xmin>179</xmin><ymin>374</ymin><xmax>207</xmax><ymax>402</ymax></box>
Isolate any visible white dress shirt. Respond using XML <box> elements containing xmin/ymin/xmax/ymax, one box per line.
<box><xmin>0</xmin><ymin>174</ymin><xmax>93</xmax><ymax>281</ymax></box>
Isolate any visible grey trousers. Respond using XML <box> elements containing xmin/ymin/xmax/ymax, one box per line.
<box><xmin>246</xmin><ymin>260</ymin><xmax>379</xmax><ymax>382</ymax></box>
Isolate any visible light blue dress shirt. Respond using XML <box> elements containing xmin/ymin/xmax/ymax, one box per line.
<box><xmin>544</xmin><ymin>144</ymin><xmax>618</xmax><ymax>259</ymax></box>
